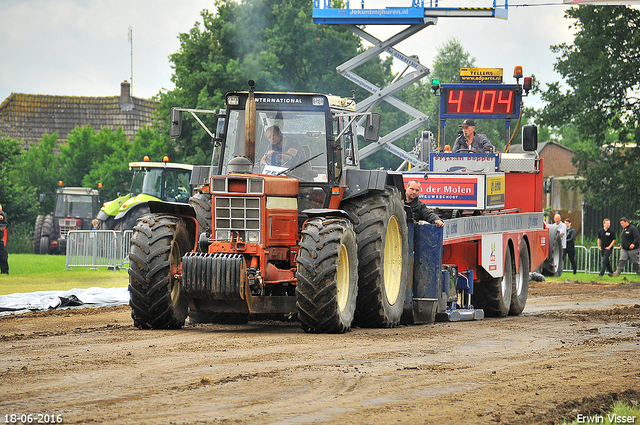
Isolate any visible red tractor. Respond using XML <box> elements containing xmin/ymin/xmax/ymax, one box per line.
<box><xmin>128</xmin><ymin>84</ymin><xmax>410</xmax><ymax>333</ymax></box>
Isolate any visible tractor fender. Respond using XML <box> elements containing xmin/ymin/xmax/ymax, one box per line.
<box><xmin>342</xmin><ymin>169</ymin><xmax>405</xmax><ymax>201</ymax></box>
<box><xmin>302</xmin><ymin>208</ymin><xmax>354</xmax><ymax>223</ymax></box>
<box><xmin>147</xmin><ymin>201</ymin><xmax>199</xmax><ymax>246</ymax></box>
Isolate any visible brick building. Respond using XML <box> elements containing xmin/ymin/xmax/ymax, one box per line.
<box><xmin>0</xmin><ymin>81</ymin><xmax>159</xmax><ymax>148</ymax></box>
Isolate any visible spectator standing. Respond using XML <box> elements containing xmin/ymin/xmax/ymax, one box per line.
<box><xmin>564</xmin><ymin>218</ymin><xmax>577</xmax><ymax>275</ymax></box>
<box><xmin>0</xmin><ymin>204</ymin><xmax>8</xmax><ymax>275</ymax></box>
<box><xmin>612</xmin><ymin>217</ymin><xmax>640</xmax><ymax>276</ymax></box>
<box><xmin>597</xmin><ymin>218</ymin><xmax>616</xmax><ymax>277</ymax></box>
<box><xmin>553</xmin><ymin>214</ymin><xmax>567</xmax><ymax>275</ymax></box>
<box><xmin>404</xmin><ymin>180</ymin><xmax>444</xmax><ymax>227</ymax></box>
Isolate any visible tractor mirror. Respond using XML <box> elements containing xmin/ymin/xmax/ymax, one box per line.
<box><xmin>169</xmin><ymin>108</ymin><xmax>183</xmax><ymax>139</ymax></box>
<box><xmin>522</xmin><ymin>124</ymin><xmax>538</xmax><ymax>151</ymax></box>
<box><xmin>38</xmin><ymin>193</ymin><xmax>46</xmax><ymax>204</ymax></box>
<box><xmin>215</xmin><ymin>117</ymin><xmax>226</xmax><ymax>139</ymax></box>
<box><xmin>364</xmin><ymin>113</ymin><xmax>381</xmax><ymax>142</ymax></box>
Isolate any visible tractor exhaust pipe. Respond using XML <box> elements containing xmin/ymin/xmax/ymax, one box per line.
<box><xmin>245</xmin><ymin>80</ymin><xmax>256</xmax><ymax>165</ymax></box>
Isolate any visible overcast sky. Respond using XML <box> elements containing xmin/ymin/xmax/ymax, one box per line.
<box><xmin>0</xmin><ymin>1</ymin><xmax>635</xmax><ymax>111</ymax></box>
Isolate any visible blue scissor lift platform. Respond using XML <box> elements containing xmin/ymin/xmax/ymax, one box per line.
<box><xmin>312</xmin><ymin>1</ymin><xmax>509</xmax><ymax>170</ymax></box>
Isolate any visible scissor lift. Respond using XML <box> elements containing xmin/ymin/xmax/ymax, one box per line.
<box><xmin>312</xmin><ymin>1</ymin><xmax>509</xmax><ymax>169</ymax></box>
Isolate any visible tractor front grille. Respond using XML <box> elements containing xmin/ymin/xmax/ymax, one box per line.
<box><xmin>214</xmin><ymin>197</ymin><xmax>261</xmax><ymax>242</ymax></box>
<box><xmin>59</xmin><ymin>219</ymin><xmax>79</xmax><ymax>239</ymax></box>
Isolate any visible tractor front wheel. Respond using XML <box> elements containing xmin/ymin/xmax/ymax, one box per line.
<box><xmin>128</xmin><ymin>214</ymin><xmax>191</xmax><ymax>329</ymax></box>
<box><xmin>296</xmin><ymin>217</ymin><xmax>358</xmax><ymax>333</ymax></box>
<box><xmin>33</xmin><ymin>215</ymin><xmax>44</xmax><ymax>254</ymax></box>
<box><xmin>343</xmin><ymin>187</ymin><xmax>409</xmax><ymax>328</ymax></box>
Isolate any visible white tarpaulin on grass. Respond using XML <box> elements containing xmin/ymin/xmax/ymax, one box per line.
<box><xmin>0</xmin><ymin>287</ymin><xmax>129</xmax><ymax>316</ymax></box>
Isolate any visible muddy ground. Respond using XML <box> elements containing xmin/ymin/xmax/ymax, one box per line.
<box><xmin>1</xmin><ymin>278</ymin><xmax>639</xmax><ymax>425</ymax></box>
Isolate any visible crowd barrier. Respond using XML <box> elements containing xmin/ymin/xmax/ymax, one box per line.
<box><xmin>65</xmin><ymin>230</ymin><xmax>133</xmax><ymax>271</ymax></box>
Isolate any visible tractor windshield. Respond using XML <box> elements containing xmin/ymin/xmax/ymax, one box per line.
<box><xmin>130</xmin><ymin>168</ymin><xmax>162</xmax><ymax>198</ymax></box>
<box><xmin>222</xmin><ymin>109</ymin><xmax>328</xmax><ymax>183</ymax></box>
<box><xmin>54</xmin><ymin>194</ymin><xmax>96</xmax><ymax>219</ymax></box>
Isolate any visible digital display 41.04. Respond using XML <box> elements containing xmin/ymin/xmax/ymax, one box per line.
<box><xmin>443</xmin><ymin>88</ymin><xmax>517</xmax><ymax>115</ymax></box>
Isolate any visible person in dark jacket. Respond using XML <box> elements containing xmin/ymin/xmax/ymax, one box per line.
<box><xmin>612</xmin><ymin>217</ymin><xmax>640</xmax><ymax>276</ymax></box>
<box><xmin>452</xmin><ymin>119</ymin><xmax>494</xmax><ymax>153</ymax></box>
<box><xmin>0</xmin><ymin>204</ymin><xmax>8</xmax><ymax>275</ymax></box>
<box><xmin>564</xmin><ymin>218</ymin><xmax>577</xmax><ymax>274</ymax></box>
<box><xmin>404</xmin><ymin>180</ymin><xmax>444</xmax><ymax>227</ymax></box>
<box><xmin>597</xmin><ymin>218</ymin><xmax>616</xmax><ymax>277</ymax></box>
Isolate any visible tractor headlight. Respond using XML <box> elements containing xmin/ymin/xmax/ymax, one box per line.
<box><xmin>246</xmin><ymin>230</ymin><xmax>260</xmax><ymax>243</ymax></box>
<box><xmin>215</xmin><ymin>230</ymin><xmax>231</xmax><ymax>241</ymax></box>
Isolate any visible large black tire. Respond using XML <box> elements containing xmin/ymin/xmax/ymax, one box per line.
<box><xmin>33</xmin><ymin>215</ymin><xmax>44</xmax><ymax>254</ymax></box>
<box><xmin>510</xmin><ymin>242</ymin><xmax>530</xmax><ymax>316</ymax></box>
<box><xmin>128</xmin><ymin>214</ymin><xmax>191</xmax><ymax>329</ymax></box>
<box><xmin>39</xmin><ymin>236</ymin><xmax>50</xmax><ymax>256</ymax></box>
<box><xmin>189</xmin><ymin>191</ymin><xmax>212</xmax><ymax>235</ymax></box>
<box><xmin>99</xmin><ymin>216</ymin><xmax>116</xmax><ymax>230</ymax></box>
<box><xmin>296</xmin><ymin>217</ymin><xmax>358</xmax><ymax>333</ymax></box>
<box><xmin>41</xmin><ymin>215</ymin><xmax>55</xmax><ymax>254</ymax></box>
<box><xmin>342</xmin><ymin>188</ymin><xmax>409</xmax><ymax>328</ymax></box>
<box><xmin>117</xmin><ymin>205</ymin><xmax>150</xmax><ymax>231</ymax></box>
<box><xmin>538</xmin><ymin>226</ymin><xmax>563</xmax><ymax>277</ymax></box>
<box><xmin>473</xmin><ymin>246</ymin><xmax>514</xmax><ymax>317</ymax></box>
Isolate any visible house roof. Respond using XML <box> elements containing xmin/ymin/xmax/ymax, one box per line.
<box><xmin>0</xmin><ymin>81</ymin><xmax>159</xmax><ymax>147</ymax></box>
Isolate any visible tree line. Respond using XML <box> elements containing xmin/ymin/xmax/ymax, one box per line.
<box><xmin>1</xmin><ymin>1</ymin><xmax>638</xmax><ymax>252</ymax></box>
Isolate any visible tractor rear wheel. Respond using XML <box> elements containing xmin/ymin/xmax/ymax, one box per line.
<box><xmin>189</xmin><ymin>191</ymin><xmax>212</xmax><ymax>235</ymax></box>
<box><xmin>41</xmin><ymin>215</ymin><xmax>55</xmax><ymax>254</ymax></box>
<box><xmin>343</xmin><ymin>188</ymin><xmax>409</xmax><ymax>328</ymax></box>
<box><xmin>510</xmin><ymin>242</ymin><xmax>530</xmax><ymax>315</ymax></box>
<box><xmin>296</xmin><ymin>217</ymin><xmax>358</xmax><ymax>333</ymax></box>
<box><xmin>128</xmin><ymin>214</ymin><xmax>190</xmax><ymax>329</ymax></box>
<box><xmin>474</xmin><ymin>246</ymin><xmax>514</xmax><ymax>317</ymax></box>
<box><xmin>39</xmin><ymin>236</ymin><xmax>50</xmax><ymax>256</ymax></box>
<box><xmin>33</xmin><ymin>215</ymin><xmax>44</xmax><ymax>254</ymax></box>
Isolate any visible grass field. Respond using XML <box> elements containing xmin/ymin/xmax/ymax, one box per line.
<box><xmin>0</xmin><ymin>254</ymin><xmax>128</xmax><ymax>295</ymax></box>
<box><xmin>1</xmin><ymin>255</ymin><xmax>638</xmax><ymax>296</ymax></box>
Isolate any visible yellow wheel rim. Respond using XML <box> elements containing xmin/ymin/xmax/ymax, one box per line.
<box><xmin>336</xmin><ymin>243</ymin><xmax>350</xmax><ymax>312</ymax></box>
<box><xmin>384</xmin><ymin>215</ymin><xmax>402</xmax><ymax>305</ymax></box>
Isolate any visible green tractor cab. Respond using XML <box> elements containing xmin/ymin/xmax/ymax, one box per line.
<box><xmin>98</xmin><ymin>159</ymin><xmax>194</xmax><ymax>231</ymax></box>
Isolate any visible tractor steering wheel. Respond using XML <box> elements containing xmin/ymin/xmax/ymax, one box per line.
<box><xmin>263</xmin><ymin>152</ymin><xmax>297</xmax><ymax>167</ymax></box>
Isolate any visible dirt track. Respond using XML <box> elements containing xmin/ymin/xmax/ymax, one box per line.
<box><xmin>1</xmin><ymin>278</ymin><xmax>639</xmax><ymax>425</ymax></box>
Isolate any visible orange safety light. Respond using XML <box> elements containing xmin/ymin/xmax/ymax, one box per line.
<box><xmin>143</xmin><ymin>156</ymin><xmax>150</xmax><ymax>161</ymax></box>
<box><xmin>444</xmin><ymin>145</ymin><xmax>451</xmax><ymax>153</ymax></box>
<box><xmin>58</xmin><ymin>180</ymin><xmax>63</xmax><ymax>187</ymax></box>
<box><xmin>163</xmin><ymin>156</ymin><xmax>170</xmax><ymax>162</ymax></box>
<box><xmin>513</xmin><ymin>66</ymin><xmax>523</xmax><ymax>80</ymax></box>
<box><xmin>98</xmin><ymin>182</ymin><xmax>103</xmax><ymax>189</ymax></box>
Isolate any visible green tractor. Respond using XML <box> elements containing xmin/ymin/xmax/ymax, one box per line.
<box><xmin>98</xmin><ymin>158</ymin><xmax>194</xmax><ymax>231</ymax></box>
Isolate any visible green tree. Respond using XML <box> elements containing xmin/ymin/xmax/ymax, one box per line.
<box><xmin>539</xmin><ymin>5</ymin><xmax>640</xmax><ymax>209</ymax></box>
<box><xmin>22</xmin><ymin>133</ymin><xmax>62</xmax><ymax>211</ymax></box>
<box><xmin>0</xmin><ymin>137</ymin><xmax>38</xmax><ymax>226</ymax></box>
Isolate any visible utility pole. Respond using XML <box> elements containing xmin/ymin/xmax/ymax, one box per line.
<box><xmin>128</xmin><ymin>26</ymin><xmax>133</xmax><ymax>95</ymax></box>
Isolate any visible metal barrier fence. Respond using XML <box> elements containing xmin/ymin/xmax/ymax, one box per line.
<box><xmin>65</xmin><ymin>233</ymin><xmax>637</xmax><ymax>276</ymax></box>
<box><xmin>564</xmin><ymin>245</ymin><xmax>636</xmax><ymax>275</ymax></box>
<box><xmin>65</xmin><ymin>230</ymin><xmax>134</xmax><ymax>271</ymax></box>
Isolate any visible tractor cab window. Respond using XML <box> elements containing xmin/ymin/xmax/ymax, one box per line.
<box><xmin>222</xmin><ymin>109</ymin><xmax>328</xmax><ymax>183</ymax></box>
<box><xmin>334</xmin><ymin>115</ymin><xmax>358</xmax><ymax>167</ymax></box>
<box><xmin>133</xmin><ymin>168</ymin><xmax>163</xmax><ymax>198</ymax></box>
<box><xmin>130</xmin><ymin>168</ymin><xmax>162</xmax><ymax>198</ymax></box>
<box><xmin>164</xmin><ymin>169</ymin><xmax>191</xmax><ymax>203</ymax></box>
<box><xmin>54</xmin><ymin>194</ymin><xmax>95</xmax><ymax>219</ymax></box>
